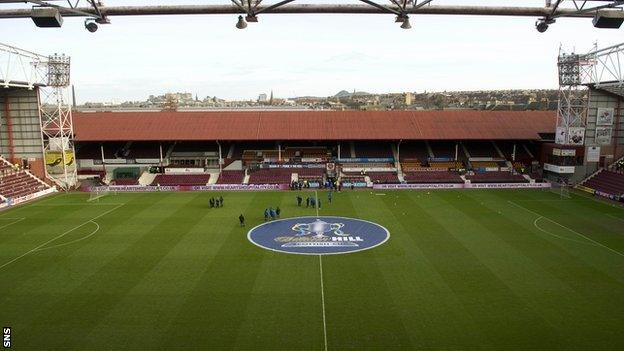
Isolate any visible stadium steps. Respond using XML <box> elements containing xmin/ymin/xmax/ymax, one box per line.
<box><xmin>397</xmin><ymin>172</ymin><xmax>405</xmax><ymax>183</ymax></box>
<box><xmin>165</xmin><ymin>142</ymin><xmax>177</xmax><ymax>159</ymax></box>
<box><xmin>522</xmin><ymin>143</ymin><xmax>534</xmax><ymax>158</ymax></box>
<box><xmin>608</xmin><ymin>155</ymin><xmax>624</xmax><ymax>171</ymax></box>
<box><xmin>492</xmin><ymin>141</ymin><xmax>505</xmax><ymax>159</ymax></box>
<box><xmin>103</xmin><ymin>171</ymin><xmax>114</xmax><ymax>185</ymax></box>
<box><xmin>226</xmin><ymin>143</ymin><xmax>235</xmax><ymax>159</ymax></box>
<box><xmin>460</xmin><ymin>142</ymin><xmax>472</xmax><ymax>169</ymax></box>
<box><xmin>392</xmin><ymin>143</ymin><xmax>402</xmax><ymax>175</ymax></box>
<box><xmin>208</xmin><ymin>172</ymin><xmax>219</xmax><ymax>184</ymax></box>
<box><xmin>577</xmin><ymin>168</ymin><xmax>603</xmax><ymax>187</ymax></box>
<box><xmin>425</xmin><ymin>141</ymin><xmax>434</xmax><ymax>158</ymax></box>
<box><xmin>224</xmin><ymin>160</ymin><xmax>243</xmax><ymax>171</ymax></box>
<box><xmin>492</xmin><ymin>141</ymin><xmax>515</xmax><ymax>169</ymax></box>
<box><xmin>138</xmin><ymin>171</ymin><xmax>157</xmax><ymax>186</ymax></box>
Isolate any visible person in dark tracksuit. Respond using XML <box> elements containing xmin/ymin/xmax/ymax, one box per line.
<box><xmin>264</xmin><ymin>208</ymin><xmax>269</xmax><ymax>221</ymax></box>
<box><xmin>276</xmin><ymin>207</ymin><xmax>281</xmax><ymax>218</ymax></box>
<box><xmin>297</xmin><ymin>195</ymin><xmax>302</xmax><ymax>207</ymax></box>
<box><xmin>306</xmin><ymin>197</ymin><xmax>310</xmax><ymax>208</ymax></box>
<box><xmin>239</xmin><ymin>214</ymin><xmax>245</xmax><ymax>227</ymax></box>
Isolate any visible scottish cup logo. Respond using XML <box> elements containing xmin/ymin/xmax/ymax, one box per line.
<box><xmin>293</xmin><ymin>219</ymin><xmax>345</xmax><ymax>237</ymax></box>
<box><xmin>248</xmin><ymin>216</ymin><xmax>389</xmax><ymax>255</ymax></box>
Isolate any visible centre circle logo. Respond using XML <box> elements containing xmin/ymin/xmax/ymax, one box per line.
<box><xmin>247</xmin><ymin>216</ymin><xmax>390</xmax><ymax>255</ymax></box>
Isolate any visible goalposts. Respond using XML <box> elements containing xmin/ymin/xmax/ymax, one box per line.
<box><xmin>87</xmin><ymin>188</ymin><xmax>116</xmax><ymax>202</ymax></box>
<box><xmin>549</xmin><ymin>181</ymin><xmax>571</xmax><ymax>199</ymax></box>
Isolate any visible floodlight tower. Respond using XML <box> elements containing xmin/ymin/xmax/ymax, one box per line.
<box><xmin>39</xmin><ymin>53</ymin><xmax>77</xmax><ymax>190</ymax></box>
<box><xmin>555</xmin><ymin>47</ymin><xmax>594</xmax><ymax>145</ymax></box>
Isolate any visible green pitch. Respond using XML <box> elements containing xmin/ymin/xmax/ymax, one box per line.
<box><xmin>1</xmin><ymin>189</ymin><xmax>623</xmax><ymax>350</ymax></box>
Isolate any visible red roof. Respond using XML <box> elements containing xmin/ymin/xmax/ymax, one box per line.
<box><xmin>73</xmin><ymin>110</ymin><xmax>556</xmax><ymax>141</ymax></box>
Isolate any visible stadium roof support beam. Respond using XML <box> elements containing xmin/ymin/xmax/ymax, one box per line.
<box><xmin>0</xmin><ymin>4</ymin><xmax>612</xmax><ymax>19</ymax></box>
<box><xmin>0</xmin><ymin>42</ymin><xmax>48</xmax><ymax>89</ymax></box>
<box><xmin>0</xmin><ymin>0</ymin><xmax>109</xmax><ymax>22</ymax></box>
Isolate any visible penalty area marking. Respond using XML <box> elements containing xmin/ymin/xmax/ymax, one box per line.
<box><xmin>0</xmin><ymin>217</ymin><xmax>25</xmax><ymax>230</ymax></box>
<box><xmin>607</xmin><ymin>213</ymin><xmax>624</xmax><ymax>223</ymax></box>
<box><xmin>0</xmin><ymin>203</ymin><xmax>124</xmax><ymax>271</ymax></box>
<box><xmin>33</xmin><ymin>221</ymin><xmax>100</xmax><ymax>252</ymax></box>
<box><xmin>533</xmin><ymin>217</ymin><xmax>598</xmax><ymax>246</ymax></box>
<box><xmin>508</xmin><ymin>200</ymin><xmax>624</xmax><ymax>258</ymax></box>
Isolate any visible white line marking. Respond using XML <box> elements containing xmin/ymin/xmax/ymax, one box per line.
<box><xmin>34</xmin><ymin>221</ymin><xmax>100</xmax><ymax>252</ymax></box>
<box><xmin>607</xmin><ymin>214</ymin><xmax>624</xmax><ymax>223</ymax></box>
<box><xmin>0</xmin><ymin>217</ymin><xmax>25</xmax><ymax>230</ymax></box>
<box><xmin>570</xmin><ymin>190</ymin><xmax>624</xmax><ymax>209</ymax></box>
<box><xmin>508</xmin><ymin>200</ymin><xmax>624</xmax><ymax>258</ymax></box>
<box><xmin>0</xmin><ymin>203</ymin><xmax>124</xmax><ymax>270</ymax></box>
<box><xmin>319</xmin><ymin>254</ymin><xmax>328</xmax><ymax>351</ymax></box>
<box><xmin>533</xmin><ymin>217</ymin><xmax>598</xmax><ymax>246</ymax></box>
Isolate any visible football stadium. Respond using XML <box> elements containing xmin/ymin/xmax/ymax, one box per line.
<box><xmin>2</xmin><ymin>1</ymin><xmax>624</xmax><ymax>350</ymax></box>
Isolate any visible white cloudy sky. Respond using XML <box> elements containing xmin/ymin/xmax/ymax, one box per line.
<box><xmin>1</xmin><ymin>0</ymin><xmax>623</xmax><ymax>102</ymax></box>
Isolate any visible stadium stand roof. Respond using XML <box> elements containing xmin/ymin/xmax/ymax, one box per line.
<box><xmin>73</xmin><ymin>110</ymin><xmax>556</xmax><ymax>141</ymax></box>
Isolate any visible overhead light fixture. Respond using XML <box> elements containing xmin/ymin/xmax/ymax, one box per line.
<box><xmin>245</xmin><ymin>15</ymin><xmax>258</xmax><ymax>23</ymax></box>
<box><xmin>592</xmin><ymin>10</ymin><xmax>624</xmax><ymax>29</ymax></box>
<box><xmin>400</xmin><ymin>16</ymin><xmax>411</xmax><ymax>29</ymax></box>
<box><xmin>535</xmin><ymin>18</ymin><xmax>554</xmax><ymax>33</ymax></box>
<box><xmin>84</xmin><ymin>19</ymin><xmax>98</xmax><ymax>32</ymax></box>
<box><xmin>31</xmin><ymin>7</ymin><xmax>63</xmax><ymax>28</ymax></box>
<box><xmin>236</xmin><ymin>15</ymin><xmax>248</xmax><ymax>29</ymax></box>
<box><xmin>395</xmin><ymin>15</ymin><xmax>405</xmax><ymax>23</ymax></box>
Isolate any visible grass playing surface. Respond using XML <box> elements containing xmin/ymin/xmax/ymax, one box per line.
<box><xmin>1</xmin><ymin>189</ymin><xmax>623</xmax><ymax>350</ymax></box>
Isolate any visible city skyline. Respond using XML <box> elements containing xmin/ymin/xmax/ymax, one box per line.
<box><xmin>2</xmin><ymin>1</ymin><xmax>623</xmax><ymax>103</ymax></box>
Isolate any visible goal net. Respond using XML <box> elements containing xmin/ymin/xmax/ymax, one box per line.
<box><xmin>87</xmin><ymin>188</ymin><xmax>115</xmax><ymax>202</ymax></box>
<box><xmin>549</xmin><ymin>181</ymin><xmax>571</xmax><ymax>199</ymax></box>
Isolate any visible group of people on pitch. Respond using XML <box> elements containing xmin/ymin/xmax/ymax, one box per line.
<box><xmin>264</xmin><ymin>207</ymin><xmax>281</xmax><ymax>221</ymax></box>
<box><xmin>296</xmin><ymin>192</ymin><xmax>332</xmax><ymax>208</ymax></box>
<box><xmin>209</xmin><ymin>196</ymin><xmax>224</xmax><ymax>208</ymax></box>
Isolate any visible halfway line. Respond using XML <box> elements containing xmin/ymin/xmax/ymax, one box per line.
<box><xmin>319</xmin><ymin>254</ymin><xmax>328</xmax><ymax>351</ymax></box>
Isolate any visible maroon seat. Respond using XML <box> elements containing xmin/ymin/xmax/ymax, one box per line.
<box><xmin>248</xmin><ymin>169</ymin><xmax>292</xmax><ymax>184</ymax></box>
<box><xmin>368</xmin><ymin>172</ymin><xmax>399</xmax><ymax>184</ymax></box>
<box><xmin>0</xmin><ymin>169</ymin><xmax>50</xmax><ymax>199</ymax></box>
<box><xmin>584</xmin><ymin>170</ymin><xmax>624</xmax><ymax>196</ymax></box>
<box><xmin>216</xmin><ymin>171</ymin><xmax>244</xmax><ymax>184</ymax></box>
